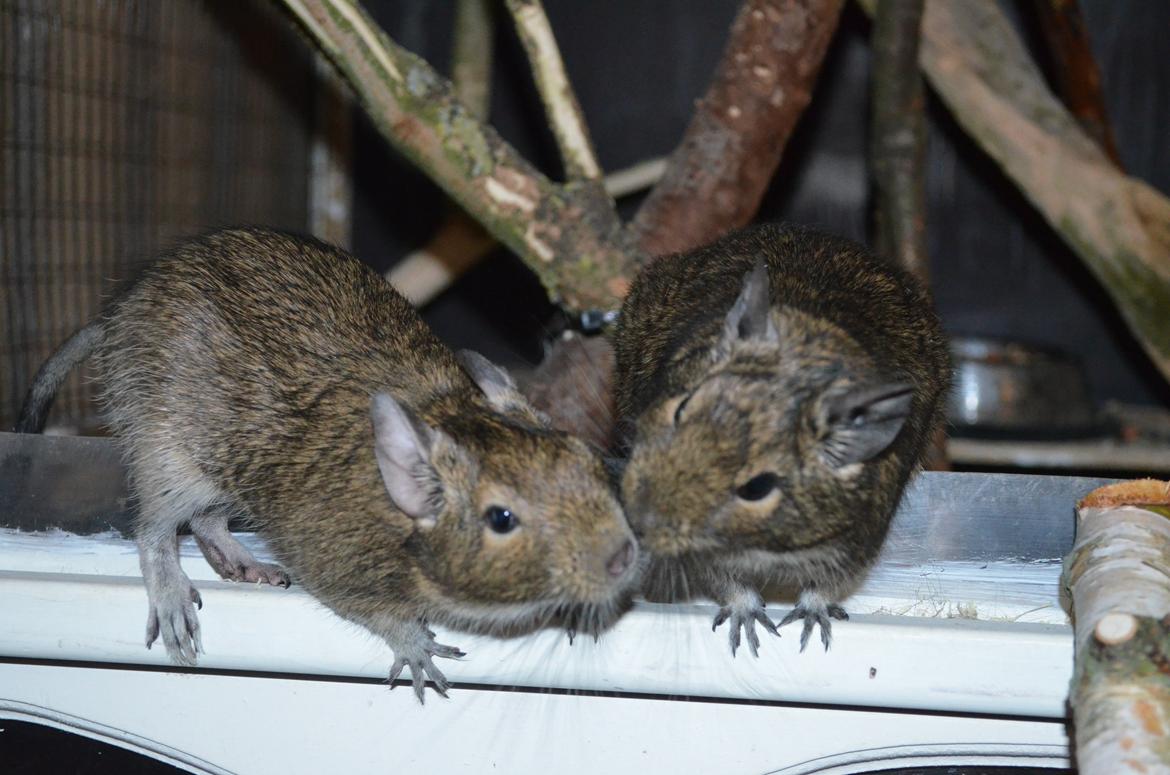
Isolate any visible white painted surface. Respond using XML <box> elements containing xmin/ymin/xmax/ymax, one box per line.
<box><xmin>0</xmin><ymin>528</ymin><xmax>1073</xmax><ymax>717</ymax></box>
<box><xmin>1</xmin><ymin>662</ymin><xmax>1068</xmax><ymax>775</ymax></box>
<box><xmin>0</xmin><ymin>527</ymin><xmax>1071</xmax><ymax>624</ymax></box>
<box><xmin>0</xmin><ymin>527</ymin><xmax>1075</xmax><ymax>772</ymax></box>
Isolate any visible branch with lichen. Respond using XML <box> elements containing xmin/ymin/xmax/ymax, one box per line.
<box><xmin>385</xmin><ymin>0</ymin><xmax>496</xmax><ymax>304</ymax></box>
<box><xmin>857</xmin><ymin>0</ymin><xmax>1170</xmax><ymax>387</ymax></box>
<box><xmin>278</xmin><ymin>0</ymin><xmax>639</xmax><ymax>310</ymax></box>
<box><xmin>391</xmin><ymin>157</ymin><xmax>668</xmax><ymax>307</ymax></box>
<box><xmin>1064</xmin><ymin>480</ymin><xmax>1170</xmax><ymax>774</ymax></box>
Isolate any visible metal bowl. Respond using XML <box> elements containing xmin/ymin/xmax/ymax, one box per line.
<box><xmin>947</xmin><ymin>337</ymin><xmax>1103</xmax><ymax>439</ymax></box>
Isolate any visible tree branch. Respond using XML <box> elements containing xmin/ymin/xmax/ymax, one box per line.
<box><xmin>870</xmin><ymin>0</ymin><xmax>946</xmax><ymax>469</ymax></box>
<box><xmin>1031</xmin><ymin>0</ymin><xmax>1122</xmax><ymax>166</ymax></box>
<box><xmin>389</xmin><ymin>157</ymin><xmax>667</xmax><ymax>307</ymax></box>
<box><xmin>858</xmin><ymin>0</ymin><xmax>1170</xmax><ymax>386</ymax></box>
<box><xmin>504</xmin><ymin>0</ymin><xmax>605</xmax><ymax>184</ymax></box>
<box><xmin>870</xmin><ymin>0</ymin><xmax>927</xmax><ymax>281</ymax></box>
<box><xmin>384</xmin><ymin>0</ymin><xmax>497</xmax><ymax>306</ymax></box>
<box><xmin>451</xmin><ymin>0</ymin><xmax>495</xmax><ymax>119</ymax></box>
<box><xmin>630</xmin><ymin>0</ymin><xmax>845</xmax><ymax>257</ymax></box>
<box><xmin>279</xmin><ymin>0</ymin><xmax>639</xmax><ymax>310</ymax></box>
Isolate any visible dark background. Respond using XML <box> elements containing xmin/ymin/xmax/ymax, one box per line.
<box><xmin>353</xmin><ymin>0</ymin><xmax>1170</xmax><ymax>410</ymax></box>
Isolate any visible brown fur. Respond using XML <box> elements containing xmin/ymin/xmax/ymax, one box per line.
<box><xmin>613</xmin><ymin>223</ymin><xmax>951</xmax><ymax>651</ymax></box>
<box><xmin>28</xmin><ymin>227</ymin><xmax>637</xmax><ymax>698</ymax></box>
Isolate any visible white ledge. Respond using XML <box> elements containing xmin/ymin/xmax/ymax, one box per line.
<box><xmin>0</xmin><ymin>528</ymin><xmax>1071</xmax><ymax>719</ymax></box>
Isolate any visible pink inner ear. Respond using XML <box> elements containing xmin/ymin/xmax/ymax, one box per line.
<box><xmin>371</xmin><ymin>393</ymin><xmax>436</xmax><ymax>524</ymax></box>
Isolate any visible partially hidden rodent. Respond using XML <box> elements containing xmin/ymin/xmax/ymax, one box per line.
<box><xmin>17</xmin><ymin>227</ymin><xmax>639</xmax><ymax>700</ymax></box>
<box><xmin>613</xmin><ymin>223</ymin><xmax>950</xmax><ymax>655</ymax></box>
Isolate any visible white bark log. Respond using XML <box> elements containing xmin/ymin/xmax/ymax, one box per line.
<box><xmin>1065</xmin><ymin>481</ymin><xmax>1170</xmax><ymax>774</ymax></box>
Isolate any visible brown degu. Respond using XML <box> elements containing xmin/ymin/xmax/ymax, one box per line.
<box><xmin>613</xmin><ymin>223</ymin><xmax>950</xmax><ymax>655</ymax></box>
<box><xmin>17</xmin><ymin>227</ymin><xmax>638</xmax><ymax>700</ymax></box>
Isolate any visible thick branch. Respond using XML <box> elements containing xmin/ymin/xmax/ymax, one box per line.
<box><xmin>631</xmin><ymin>0</ymin><xmax>845</xmax><ymax>257</ymax></box>
<box><xmin>504</xmin><ymin>0</ymin><xmax>605</xmax><ymax>184</ymax></box>
<box><xmin>1031</xmin><ymin>0</ymin><xmax>1122</xmax><ymax>166</ymax></box>
<box><xmin>870</xmin><ymin>0</ymin><xmax>927</xmax><ymax>281</ymax></box>
<box><xmin>279</xmin><ymin>0</ymin><xmax>638</xmax><ymax>309</ymax></box>
<box><xmin>858</xmin><ymin>0</ymin><xmax>1170</xmax><ymax>386</ymax></box>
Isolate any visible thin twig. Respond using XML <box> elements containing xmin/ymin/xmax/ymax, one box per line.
<box><xmin>503</xmin><ymin>0</ymin><xmax>604</xmax><ymax>183</ymax></box>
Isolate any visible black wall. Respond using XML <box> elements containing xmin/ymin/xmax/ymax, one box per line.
<box><xmin>352</xmin><ymin>0</ymin><xmax>1170</xmax><ymax>408</ymax></box>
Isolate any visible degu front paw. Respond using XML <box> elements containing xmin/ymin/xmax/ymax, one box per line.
<box><xmin>779</xmin><ymin>593</ymin><xmax>848</xmax><ymax>652</ymax></box>
<box><xmin>388</xmin><ymin>626</ymin><xmax>466</xmax><ymax>704</ymax></box>
<box><xmin>146</xmin><ymin>582</ymin><xmax>204</xmax><ymax>666</ymax></box>
<box><xmin>711</xmin><ymin>588</ymin><xmax>779</xmax><ymax>658</ymax></box>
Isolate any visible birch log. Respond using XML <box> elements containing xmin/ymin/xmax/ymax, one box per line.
<box><xmin>1064</xmin><ymin>479</ymin><xmax>1170</xmax><ymax>774</ymax></box>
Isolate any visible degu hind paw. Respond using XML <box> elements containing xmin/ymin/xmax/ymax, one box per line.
<box><xmin>388</xmin><ymin>632</ymin><xmax>467</xmax><ymax>704</ymax></box>
<box><xmin>712</xmin><ymin>601</ymin><xmax>780</xmax><ymax>658</ymax></box>
<box><xmin>779</xmin><ymin>602</ymin><xmax>849</xmax><ymax>653</ymax></box>
<box><xmin>209</xmin><ymin>555</ymin><xmax>290</xmax><ymax>587</ymax></box>
<box><xmin>241</xmin><ymin>562</ymin><xmax>291</xmax><ymax>588</ymax></box>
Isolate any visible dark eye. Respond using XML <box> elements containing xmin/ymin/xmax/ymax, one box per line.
<box><xmin>736</xmin><ymin>472</ymin><xmax>781</xmax><ymax>501</ymax></box>
<box><xmin>484</xmin><ymin>506</ymin><xmax>518</xmax><ymax>534</ymax></box>
<box><xmin>673</xmin><ymin>394</ymin><xmax>691</xmax><ymax>425</ymax></box>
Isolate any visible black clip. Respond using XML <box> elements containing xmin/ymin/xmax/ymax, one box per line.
<box><xmin>576</xmin><ymin>309</ymin><xmax>619</xmax><ymax>335</ymax></box>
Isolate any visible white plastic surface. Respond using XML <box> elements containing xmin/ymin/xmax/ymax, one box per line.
<box><xmin>0</xmin><ymin>527</ymin><xmax>1076</xmax><ymax>773</ymax></box>
<box><xmin>1</xmin><ymin>662</ymin><xmax>1069</xmax><ymax>775</ymax></box>
<box><xmin>0</xmin><ymin>528</ymin><xmax>1073</xmax><ymax>718</ymax></box>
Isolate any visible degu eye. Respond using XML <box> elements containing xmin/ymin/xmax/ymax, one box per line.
<box><xmin>672</xmin><ymin>394</ymin><xmax>692</xmax><ymax>425</ymax></box>
<box><xmin>483</xmin><ymin>506</ymin><xmax>518</xmax><ymax>534</ymax></box>
<box><xmin>735</xmin><ymin>472</ymin><xmax>781</xmax><ymax>502</ymax></box>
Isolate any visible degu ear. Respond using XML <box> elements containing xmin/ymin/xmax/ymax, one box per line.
<box><xmin>722</xmin><ymin>258</ymin><xmax>779</xmax><ymax>345</ymax></box>
<box><xmin>456</xmin><ymin>349</ymin><xmax>550</xmax><ymax>426</ymax></box>
<box><xmin>371</xmin><ymin>393</ymin><xmax>444</xmax><ymax>528</ymax></box>
<box><xmin>817</xmin><ymin>381</ymin><xmax>915</xmax><ymax>468</ymax></box>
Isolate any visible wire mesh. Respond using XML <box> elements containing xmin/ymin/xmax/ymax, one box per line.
<box><xmin>1</xmin><ymin>0</ymin><xmax>315</xmax><ymax>431</ymax></box>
